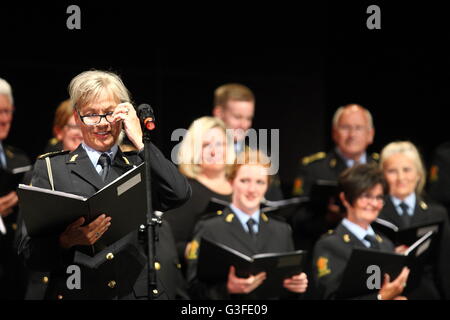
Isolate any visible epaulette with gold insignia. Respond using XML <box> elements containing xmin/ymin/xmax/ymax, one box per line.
<box><xmin>49</xmin><ymin>137</ymin><xmax>59</xmax><ymax>146</ymax></box>
<box><xmin>420</xmin><ymin>201</ymin><xmax>428</xmax><ymax>210</ymax></box>
<box><xmin>225</xmin><ymin>213</ymin><xmax>235</xmax><ymax>223</ymax></box>
<box><xmin>37</xmin><ymin>150</ymin><xmax>69</xmax><ymax>159</ymax></box>
<box><xmin>371</xmin><ymin>152</ymin><xmax>380</xmax><ymax>161</ymax></box>
<box><xmin>302</xmin><ymin>152</ymin><xmax>326</xmax><ymax>166</ymax></box>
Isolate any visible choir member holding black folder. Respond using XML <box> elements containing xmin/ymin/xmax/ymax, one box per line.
<box><xmin>16</xmin><ymin>70</ymin><xmax>191</xmax><ymax>300</ymax></box>
<box><xmin>312</xmin><ymin>164</ymin><xmax>410</xmax><ymax>300</ymax></box>
<box><xmin>186</xmin><ymin>148</ymin><xmax>308</xmax><ymax>300</ymax></box>
<box><xmin>0</xmin><ymin>77</ymin><xmax>32</xmax><ymax>300</ymax></box>
<box><xmin>378</xmin><ymin>141</ymin><xmax>450</xmax><ymax>299</ymax></box>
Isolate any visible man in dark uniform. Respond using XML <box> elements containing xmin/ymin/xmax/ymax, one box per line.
<box><xmin>212</xmin><ymin>83</ymin><xmax>284</xmax><ymax>201</ymax></box>
<box><xmin>312</xmin><ymin>164</ymin><xmax>410</xmax><ymax>300</ymax></box>
<box><xmin>186</xmin><ymin>149</ymin><xmax>308</xmax><ymax>300</ymax></box>
<box><xmin>291</xmin><ymin>104</ymin><xmax>379</xmax><ymax>252</ymax></box>
<box><xmin>17</xmin><ymin>70</ymin><xmax>191</xmax><ymax>300</ymax></box>
<box><xmin>0</xmin><ymin>77</ymin><xmax>32</xmax><ymax>299</ymax></box>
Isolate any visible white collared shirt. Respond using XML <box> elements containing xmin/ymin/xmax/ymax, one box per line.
<box><xmin>230</xmin><ymin>204</ymin><xmax>260</xmax><ymax>234</ymax></box>
<box><xmin>341</xmin><ymin>218</ymin><xmax>376</xmax><ymax>248</ymax></box>
<box><xmin>335</xmin><ymin>147</ymin><xmax>367</xmax><ymax>168</ymax></box>
<box><xmin>81</xmin><ymin>143</ymin><xmax>118</xmax><ymax>174</ymax></box>
<box><xmin>390</xmin><ymin>193</ymin><xmax>416</xmax><ymax>217</ymax></box>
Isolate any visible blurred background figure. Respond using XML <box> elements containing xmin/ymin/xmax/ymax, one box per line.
<box><xmin>0</xmin><ymin>77</ymin><xmax>31</xmax><ymax>300</ymax></box>
<box><xmin>428</xmin><ymin>140</ymin><xmax>450</xmax><ymax>217</ymax></box>
<box><xmin>290</xmin><ymin>104</ymin><xmax>378</xmax><ymax>263</ymax></box>
<box><xmin>212</xmin><ymin>83</ymin><xmax>283</xmax><ymax>201</ymax></box>
<box><xmin>312</xmin><ymin>164</ymin><xmax>409</xmax><ymax>300</ymax></box>
<box><xmin>186</xmin><ymin>148</ymin><xmax>308</xmax><ymax>300</ymax></box>
<box><xmin>163</xmin><ymin>116</ymin><xmax>235</xmax><ymax>272</ymax></box>
<box><xmin>43</xmin><ymin>99</ymin><xmax>83</xmax><ymax>153</ymax></box>
<box><xmin>379</xmin><ymin>141</ymin><xmax>450</xmax><ymax>299</ymax></box>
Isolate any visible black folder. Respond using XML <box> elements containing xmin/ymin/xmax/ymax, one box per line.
<box><xmin>372</xmin><ymin>218</ymin><xmax>442</xmax><ymax>247</ymax></box>
<box><xmin>197</xmin><ymin>237</ymin><xmax>306</xmax><ymax>299</ymax></box>
<box><xmin>18</xmin><ymin>163</ymin><xmax>147</xmax><ymax>254</ymax></box>
<box><xmin>0</xmin><ymin>165</ymin><xmax>32</xmax><ymax>196</ymax></box>
<box><xmin>261</xmin><ymin>197</ymin><xmax>309</xmax><ymax>220</ymax></box>
<box><xmin>336</xmin><ymin>231</ymin><xmax>435</xmax><ymax>299</ymax></box>
<box><xmin>308</xmin><ymin>179</ymin><xmax>342</xmax><ymax>213</ymax></box>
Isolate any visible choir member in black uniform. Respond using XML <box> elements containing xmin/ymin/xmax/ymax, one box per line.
<box><xmin>212</xmin><ymin>83</ymin><xmax>283</xmax><ymax>200</ymax></box>
<box><xmin>0</xmin><ymin>77</ymin><xmax>32</xmax><ymax>299</ymax></box>
<box><xmin>312</xmin><ymin>164</ymin><xmax>410</xmax><ymax>300</ymax></box>
<box><xmin>379</xmin><ymin>141</ymin><xmax>450</xmax><ymax>299</ymax></box>
<box><xmin>17</xmin><ymin>70</ymin><xmax>191</xmax><ymax>300</ymax></box>
<box><xmin>291</xmin><ymin>104</ymin><xmax>378</xmax><ymax>261</ymax></box>
<box><xmin>186</xmin><ymin>148</ymin><xmax>308</xmax><ymax>300</ymax></box>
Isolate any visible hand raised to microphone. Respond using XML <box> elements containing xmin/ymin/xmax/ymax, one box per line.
<box><xmin>112</xmin><ymin>102</ymin><xmax>144</xmax><ymax>150</ymax></box>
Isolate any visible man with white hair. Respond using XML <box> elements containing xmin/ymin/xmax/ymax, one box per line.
<box><xmin>0</xmin><ymin>77</ymin><xmax>31</xmax><ymax>299</ymax></box>
<box><xmin>290</xmin><ymin>104</ymin><xmax>379</xmax><ymax>269</ymax></box>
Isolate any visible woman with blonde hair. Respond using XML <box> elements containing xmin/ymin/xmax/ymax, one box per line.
<box><xmin>186</xmin><ymin>148</ymin><xmax>308</xmax><ymax>299</ymax></box>
<box><xmin>379</xmin><ymin>141</ymin><xmax>450</xmax><ymax>299</ymax></box>
<box><xmin>164</xmin><ymin>116</ymin><xmax>236</xmax><ymax>268</ymax></box>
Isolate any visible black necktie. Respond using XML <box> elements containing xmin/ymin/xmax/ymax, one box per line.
<box><xmin>98</xmin><ymin>153</ymin><xmax>111</xmax><ymax>181</ymax></box>
<box><xmin>399</xmin><ymin>202</ymin><xmax>411</xmax><ymax>228</ymax></box>
<box><xmin>364</xmin><ymin>234</ymin><xmax>379</xmax><ymax>249</ymax></box>
<box><xmin>247</xmin><ymin>218</ymin><xmax>257</xmax><ymax>237</ymax></box>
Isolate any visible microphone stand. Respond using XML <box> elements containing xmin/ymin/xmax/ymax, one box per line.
<box><xmin>138</xmin><ymin>125</ymin><xmax>161</xmax><ymax>300</ymax></box>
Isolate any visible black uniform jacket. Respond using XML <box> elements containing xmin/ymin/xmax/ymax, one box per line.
<box><xmin>0</xmin><ymin>144</ymin><xmax>31</xmax><ymax>299</ymax></box>
<box><xmin>312</xmin><ymin>222</ymin><xmax>394</xmax><ymax>300</ymax></box>
<box><xmin>379</xmin><ymin>196</ymin><xmax>450</xmax><ymax>299</ymax></box>
<box><xmin>17</xmin><ymin>143</ymin><xmax>191</xmax><ymax>300</ymax></box>
<box><xmin>186</xmin><ymin>206</ymin><xmax>296</xmax><ymax>300</ymax></box>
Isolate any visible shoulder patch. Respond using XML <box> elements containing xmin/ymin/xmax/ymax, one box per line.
<box><xmin>185</xmin><ymin>240</ymin><xmax>199</xmax><ymax>260</ymax></box>
<box><xmin>371</xmin><ymin>152</ymin><xmax>380</xmax><ymax>161</ymax></box>
<box><xmin>302</xmin><ymin>152</ymin><xmax>326</xmax><ymax>166</ymax></box>
<box><xmin>429</xmin><ymin>165</ymin><xmax>439</xmax><ymax>183</ymax></box>
<box><xmin>316</xmin><ymin>256</ymin><xmax>331</xmax><ymax>278</ymax></box>
<box><xmin>37</xmin><ymin>150</ymin><xmax>69</xmax><ymax>159</ymax></box>
<box><xmin>292</xmin><ymin>177</ymin><xmax>304</xmax><ymax>196</ymax></box>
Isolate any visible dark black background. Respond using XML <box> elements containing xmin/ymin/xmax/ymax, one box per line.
<box><xmin>1</xmin><ymin>1</ymin><xmax>449</xmax><ymax>196</ymax></box>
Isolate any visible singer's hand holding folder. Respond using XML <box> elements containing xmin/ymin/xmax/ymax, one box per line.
<box><xmin>197</xmin><ymin>237</ymin><xmax>306</xmax><ymax>299</ymax></box>
<box><xmin>18</xmin><ymin>163</ymin><xmax>147</xmax><ymax>250</ymax></box>
<box><xmin>372</xmin><ymin>217</ymin><xmax>442</xmax><ymax>246</ymax></box>
<box><xmin>336</xmin><ymin>231</ymin><xmax>435</xmax><ymax>299</ymax></box>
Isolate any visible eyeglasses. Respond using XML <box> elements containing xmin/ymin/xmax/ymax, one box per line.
<box><xmin>337</xmin><ymin>125</ymin><xmax>369</xmax><ymax>133</ymax></box>
<box><xmin>359</xmin><ymin>193</ymin><xmax>385</xmax><ymax>204</ymax></box>
<box><xmin>77</xmin><ymin>110</ymin><xmax>115</xmax><ymax>125</ymax></box>
<box><xmin>0</xmin><ymin>109</ymin><xmax>14</xmax><ymax>116</ymax></box>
